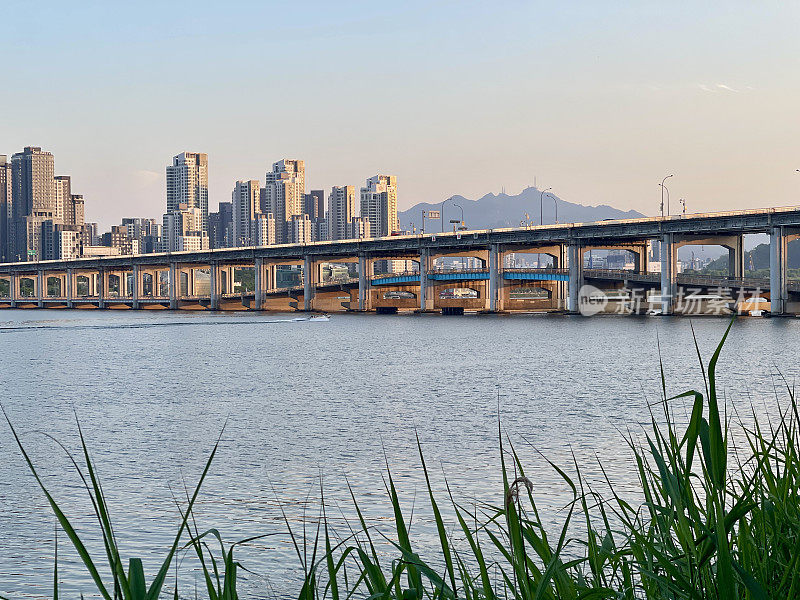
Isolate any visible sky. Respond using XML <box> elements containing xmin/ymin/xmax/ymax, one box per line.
<box><xmin>1</xmin><ymin>1</ymin><xmax>799</xmax><ymax>229</ymax></box>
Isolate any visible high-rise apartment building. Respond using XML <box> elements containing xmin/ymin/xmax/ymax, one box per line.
<box><xmin>347</xmin><ymin>216</ymin><xmax>371</xmax><ymax>239</ymax></box>
<box><xmin>53</xmin><ymin>176</ymin><xmax>71</xmax><ymax>223</ymax></box>
<box><xmin>208</xmin><ymin>202</ymin><xmax>233</xmax><ymax>249</ymax></box>
<box><xmin>53</xmin><ymin>225</ymin><xmax>82</xmax><ymax>261</ymax></box>
<box><xmin>254</xmin><ymin>212</ymin><xmax>276</xmax><ymax>246</ymax></box>
<box><xmin>162</xmin><ymin>204</ymin><xmax>209</xmax><ymax>252</ymax></box>
<box><xmin>10</xmin><ymin>147</ymin><xmax>55</xmax><ymax>261</ymax></box>
<box><xmin>166</xmin><ymin>152</ymin><xmax>208</xmax><ymax>232</ymax></box>
<box><xmin>80</xmin><ymin>222</ymin><xmax>98</xmax><ymax>247</ymax></box>
<box><xmin>0</xmin><ymin>156</ymin><xmax>11</xmax><ymax>262</ymax></box>
<box><xmin>101</xmin><ymin>225</ymin><xmax>140</xmax><ymax>255</ymax></box>
<box><xmin>263</xmin><ymin>159</ymin><xmax>305</xmax><ymax>244</ymax></box>
<box><xmin>121</xmin><ymin>218</ymin><xmax>160</xmax><ymax>253</ymax></box>
<box><xmin>304</xmin><ymin>190</ymin><xmax>324</xmax><ymax>221</ymax></box>
<box><xmin>327</xmin><ymin>185</ymin><xmax>356</xmax><ymax>241</ymax></box>
<box><xmin>232</xmin><ymin>180</ymin><xmax>261</xmax><ymax>246</ymax></box>
<box><xmin>287</xmin><ymin>213</ymin><xmax>312</xmax><ymax>244</ymax></box>
<box><xmin>71</xmin><ymin>195</ymin><xmax>85</xmax><ymax>227</ymax></box>
<box><xmin>360</xmin><ymin>174</ymin><xmax>398</xmax><ymax>238</ymax></box>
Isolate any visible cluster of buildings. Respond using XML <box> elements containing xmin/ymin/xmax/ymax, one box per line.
<box><xmin>0</xmin><ymin>147</ymin><xmax>92</xmax><ymax>262</ymax></box>
<box><xmin>0</xmin><ymin>147</ymin><xmax>401</xmax><ymax>264</ymax></box>
<box><xmin>213</xmin><ymin>160</ymin><xmax>397</xmax><ymax>249</ymax></box>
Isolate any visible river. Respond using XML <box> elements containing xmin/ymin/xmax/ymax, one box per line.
<box><xmin>1</xmin><ymin>309</ymin><xmax>798</xmax><ymax>598</ymax></box>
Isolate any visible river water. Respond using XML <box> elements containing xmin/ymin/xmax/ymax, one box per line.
<box><xmin>1</xmin><ymin>309</ymin><xmax>798</xmax><ymax>598</ymax></box>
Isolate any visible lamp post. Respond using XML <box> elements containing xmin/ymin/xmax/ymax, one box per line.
<box><xmin>544</xmin><ymin>191</ymin><xmax>558</xmax><ymax>224</ymax></box>
<box><xmin>452</xmin><ymin>202</ymin><xmax>464</xmax><ymax>231</ymax></box>
<box><xmin>540</xmin><ymin>187</ymin><xmax>551</xmax><ymax>226</ymax></box>
<box><xmin>679</xmin><ymin>198</ymin><xmax>686</xmax><ymax>216</ymax></box>
<box><xmin>660</xmin><ymin>174</ymin><xmax>673</xmax><ymax>217</ymax></box>
<box><xmin>441</xmin><ymin>196</ymin><xmax>454</xmax><ymax>233</ymax></box>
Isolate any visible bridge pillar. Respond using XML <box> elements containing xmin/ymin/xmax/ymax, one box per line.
<box><xmin>357</xmin><ymin>253</ymin><xmax>372</xmax><ymax>311</ymax></box>
<box><xmin>418</xmin><ymin>248</ymin><xmax>435</xmax><ymax>312</ymax></box>
<box><xmin>558</xmin><ymin>244</ymin><xmax>568</xmax><ymax>309</ymax></box>
<box><xmin>303</xmin><ymin>255</ymin><xmax>316</xmax><ymax>311</ymax></box>
<box><xmin>9</xmin><ymin>273</ymin><xmax>17</xmax><ymax>308</ymax></box>
<box><xmin>66</xmin><ymin>268</ymin><xmax>74</xmax><ymax>308</ymax></box>
<box><xmin>567</xmin><ymin>242</ymin><xmax>583</xmax><ymax>313</ymax></box>
<box><xmin>728</xmin><ymin>234</ymin><xmax>744</xmax><ymax>278</ymax></box>
<box><xmin>634</xmin><ymin>243</ymin><xmax>650</xmax><ymax>273</ymax></box>
<box><xmin>488</xmin><ymin>243</ymin><xmax>501</xmax><ymax>312</ymax></box>
<box><xmin>254</xmin><ymin>258</ymin><xmax>264</xmax><ymax>310</ymax></box>
<box><xmin>132</xmin><ymin>265</ymin><xmax>140</xmax><ymax>309</ymax></box>
<box><xmin>660</xmin><ymin>234</ymin><xmax>677</xmax><ymax>315</ymax></box>
<box><xmin>770</xmin><ymin>227</ymin><xmax>787</xmax><ymax>315</ymax></box>
<box><xmin>169</xmin><ymin>263</ymin><xmax>178</xmax><ymax>309</ymax></box>
<box><xmin>36</xmin><ymin>270</ymin><xmax>44</xmax><ymax>307</ymax></box>
<box><xmin>98</xmin><ymin>269</ymin><xmax>107</xmax><ymax>309</ymax></box>
<box><xmin>210</xmin><ymin>263</ymin><xmax>220</xmax><ymax>310</ymax></box>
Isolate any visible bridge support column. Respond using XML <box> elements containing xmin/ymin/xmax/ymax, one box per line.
<box><xmin>358</xmin><ymin>253</ymin><xmax>372</xmax><ymax>311</ymax></box>
<box><xmin>36</xmin><ymin>271</ymin><xmax>44</xmax><ymax>307</ymax></box>
<box><xmin>210</xmin><ymin>263</ymin><xmax>220</xmax><ymax>310</ymax></box>
<box><xmin>169</xmin><ymin>263</ymin><xmax>178</xmax><ymax>309</ymax></box>
<box><xmin>660</xmin><ymin>234</ymin><xmax>676</xmax><ymax>315</ymax></box>
<box><xmin>634</xmin><ymin>243</ymin><xmax>650</xmax><ymax>273</ymax></box>
<box><xmin>9</xmin><ymin>273</ymin><xmax>17</xmax><ymax>308</ymax></box>
<box><xmin>303</xmin><ymin>255</ymin><xmax>316</xmax><ymax>311</ymax></box>
<box><xmin>98</xmin><ymin>269</ymin><xmax>107</xmax><ymax>309</ymax></box>
<box><xmin>66</xmin><ymin>268</ymin><xmax>74</xmax><ymax>308</ymax></box>
<box><xmin>254</xmin><ymin>258</ymin><xmax>264</xmax><ymax>310</ymax></box>
<box><xmin>770</xmin><ymin>227</ymin><xmax>788</xmax><ymax>315</ymax></box>
<box><xmin>418</xmin><ymin>248</ymin><xmax>435</xmax><ymax>312</ymax></box>
<box><xmin>567</xmin><ymin>242</ymin><xmax>583</xmax><ymax>313</ymax></box>
<box><xmin>132</xmin><ymin>265</ymin><xmax>140</xmax><ymax>309</ymax></box>
<box><xmin>728</xmin><ymin>234</ymin><xmax>744</xmax><ymax>278</ymax></box>
<box><xmin>488</xmin><ymin>243</ymin><xmax>502</xmax><ymax>312</ymax></box>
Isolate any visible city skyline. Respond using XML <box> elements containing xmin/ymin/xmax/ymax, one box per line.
<box><xmin>2</xmin><ymin>2</ymin><xmax>800</xmax><ymax>230</ymax></box>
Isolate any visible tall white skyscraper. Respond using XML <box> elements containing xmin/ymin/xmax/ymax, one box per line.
<box><xmin>231</xmin><ymin>180</ymin><xmax>261</xmax><ymax>246</ymax></box>
<box><xmin>360</xmin><ymin>175</ymin><xmax>398</xmax><ymax>238</ymax></box>
<box><xmin>327</xmin><ymin>185</ymin><xmax>355</xmax><ymax>241</ymax></box>
<box><xmin>263</xmin><ymin>159</ymin><xmax>305</xmax><ymax>244</ymax></box>
<box><xmin>166</xmin><ymin>152</ymin><xmax>209</xmax><ymax>232</ymax></box>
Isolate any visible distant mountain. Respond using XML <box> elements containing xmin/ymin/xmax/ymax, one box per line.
<box><xmin>398</xmin><ymin>187</ymin><xmax>645</xmax><ymax>232</ymax></box>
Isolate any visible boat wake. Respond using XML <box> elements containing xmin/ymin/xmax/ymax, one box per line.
<box><xmin>0</xmin><ymin>315</ymin><xmax>331</xmax><ymax>333</ymax></box>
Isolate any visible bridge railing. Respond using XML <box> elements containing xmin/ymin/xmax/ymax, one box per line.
<box><xmin>504</xmin><ymin>268</ymin><xmax>569</xmax><ymax>275</ymax></box>
<box><xmin>584</xmin><ymin>268</ymin><xmax>659</xmax><ymax>281</ymax></box>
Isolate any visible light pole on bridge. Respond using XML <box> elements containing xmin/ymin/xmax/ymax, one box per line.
<box><xmin>441</xmin><ymin>196</ymin><xmax>455</xmax><ymax>233</ymax></box>
<box><xmin>540</xmin><ymin>187</ymin><xmax>551</xmax><ymax>226</ymax></box>
<box><xmin>660</xmin><ymin>174</ymin><xmax>673</xmax><ymax>217</ymax></box>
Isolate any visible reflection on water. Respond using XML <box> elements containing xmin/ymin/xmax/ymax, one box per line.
<box><xmin>0</xmin><ymin>309</ymin><xmax>798</xmax><ymax>597</ymax></box>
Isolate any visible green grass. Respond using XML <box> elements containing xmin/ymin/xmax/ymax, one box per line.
<box><xmin>3</xmin><ymin>319</ymin><xmax>800</xmax><ymax>599</ymax></box>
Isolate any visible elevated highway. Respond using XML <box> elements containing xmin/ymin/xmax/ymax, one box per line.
<box><xmin>1</xmin><ymin>205</ymin><xmax>799</xmax><ymax>315</ymax></box>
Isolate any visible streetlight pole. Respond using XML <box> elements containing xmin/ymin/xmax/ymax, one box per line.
<box><xmin>540</xmin><ymin>187</ymin><xmax>551</xmax><ymax>226</ymax></box>
<box><xmin>679</xmin><ymin>198</ymin><xmax>686</xmax><ymax>216</ymax></box>
<box><xmin>660</xmin><ymin>174</ymin><xmax>673</xmax><ymax>217</ymax></box>
<box><xmin>440</xmin><ymin>196</ymin><xmax>454</xmax><ymax>233</ymax></box>
<box><xmin>453</xmin><ymin>202</ymin><xmax>464</xmax><ymax>229</ymax></box>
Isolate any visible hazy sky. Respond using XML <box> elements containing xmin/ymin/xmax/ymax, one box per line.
<box><xmin>2</xmin><ymin>1</ymin><xmax>799</xmax><ymax>229</ymax></box>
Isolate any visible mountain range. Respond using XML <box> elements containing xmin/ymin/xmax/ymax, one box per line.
<box><xmin>397</xmin><ymin>187</ymin><xmax>645</xmax><ymax>232</ymax></box>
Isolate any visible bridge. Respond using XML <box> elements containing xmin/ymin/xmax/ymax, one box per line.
<box><xmin>1</xmin><ymin>205</ymin><xmax>799</xmax><ymax>315</ymax></box>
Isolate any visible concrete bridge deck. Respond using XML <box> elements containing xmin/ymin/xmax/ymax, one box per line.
<box><xmin>1</xmin><ymin>205</ymin><xmax>799</xmax><ymax>315</ymax></box>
